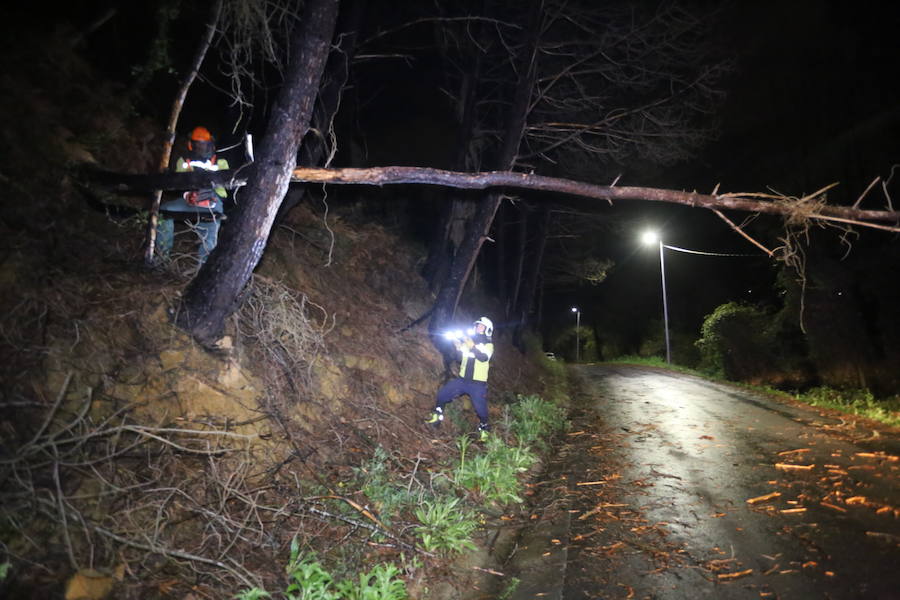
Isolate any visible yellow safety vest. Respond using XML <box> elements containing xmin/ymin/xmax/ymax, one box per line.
<box><xmin>459</xmin><ymin>340</ymin><xmax>493</xmax><ymax>382</ymax></box>
<box><xmin>176</xmin><ymin>156</ymin><xmax>229</xmax><ymax>198</ymax></box>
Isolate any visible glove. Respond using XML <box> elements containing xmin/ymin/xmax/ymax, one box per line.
<box><xmin>465</xmin><ymin>339</ymin><xmax>475</xmax><ymax>349</ymax></box>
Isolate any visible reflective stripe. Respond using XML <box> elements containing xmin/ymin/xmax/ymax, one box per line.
<box><xmin>459</xmin><ymin>341</ymin><xmax>493</xmax><ymax>382</ymax></box>
<box><xmin>176</xmin><ymin>157</ymin><xmax>230</xmax><ymax>198</ymax></box>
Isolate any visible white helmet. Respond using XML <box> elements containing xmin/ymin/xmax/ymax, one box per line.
<box><xmin>473</xmin><ymin>316</ymin><xmax>493</xmax><ymax>337</ymax></box>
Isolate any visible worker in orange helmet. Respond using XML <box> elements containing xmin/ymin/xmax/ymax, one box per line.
<box><xmin>156</xmin><ymin>126</ymin><xmax>230</xmax><ymax>264</ymax></box>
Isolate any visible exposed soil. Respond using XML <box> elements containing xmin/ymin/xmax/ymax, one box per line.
<box><xmin>0</xmin><ymin>28</ymin><xmax>561</xmax><ymax>599</ymax></box>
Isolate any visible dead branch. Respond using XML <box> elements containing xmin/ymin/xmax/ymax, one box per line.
<box><xmin>712</xmin><ymin>210</ymin><xmax>774</xmax><ymax>257</ymax></box>
<box><xmin>300</xmin><ymin>504</ymin><xmax>425</xmax><ymax>556</ymax></box>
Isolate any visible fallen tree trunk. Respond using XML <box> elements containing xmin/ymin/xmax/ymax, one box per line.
<box><xmin>288</xmin><ymin>166</ymin><xmax>900</xmax><ymax>229</ymax></box>
<box><xmin>86</xmin><ymin>165</ymin><xmax>900</xmax><ymax>229</ymax></box>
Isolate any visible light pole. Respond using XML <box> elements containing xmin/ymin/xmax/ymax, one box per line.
<box><xmin>641</xmin><ymin>231</ymin><xmax>671</xmax><ymax>364</ymax></box>
<box><xmin>571</xmin><ymin>306</ymin><xmax>581</xmax><ymax>362</ymax></box>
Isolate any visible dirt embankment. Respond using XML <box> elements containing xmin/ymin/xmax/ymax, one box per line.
<box><xmin>0</xmin><ymin>27</ymin><xmax>559</xmax><ymax>599</ymax></box>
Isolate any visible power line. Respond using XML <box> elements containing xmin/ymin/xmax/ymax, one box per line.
<box><xmin>662</xmin><ymin>244</ymin><xmax>765</xmax><ymax>258</ymax></box>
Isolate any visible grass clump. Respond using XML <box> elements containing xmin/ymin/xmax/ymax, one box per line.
<box><xmin>236</xmin><ymin>538</ymin><xmax>407</xmax><ymax>600</ymax></box>
<box><xmin>414</xmin><ymin>496</ymin><xmax>479</xmax><ymax>555</ymax></box>
<box><xmin>355</xmin><ymin>446</ymin><xmax>415</xmax><ymax>527</ymax></box>
<box><xmin>509</xmin><ymin>394</ymin><xmax>567</xmax><ymax>451</ymax></box>
<box><xmin>454</xmin><ymin>434</ymin><xmax>535</xmax><ymax>505</ymax></box>
<box><xmin>797</xmin><ymin>387</ymin><xmax>900</xmax><ymax>427</ymax></box>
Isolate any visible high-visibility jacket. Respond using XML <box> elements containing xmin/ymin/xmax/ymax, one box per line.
<box><xmin>459</xmin><ymin>334</ymin><xmax>493</xmax><ymax>382</ymax></box>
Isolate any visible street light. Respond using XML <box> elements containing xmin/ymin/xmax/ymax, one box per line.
<box><xmin>641</xmin><ymin>230</ymin><xmax>671</xmax><ymax>364</ymax></box>
<box><xmin>571</xmin><ymin>306</ymin><xmax>581</xmax><ymax>362</ymax></box>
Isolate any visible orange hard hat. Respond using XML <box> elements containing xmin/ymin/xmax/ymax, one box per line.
<box><xmin>189</xmin><ymin>126</ymin><xmax>213</xmax><ymax>142</ymax></box>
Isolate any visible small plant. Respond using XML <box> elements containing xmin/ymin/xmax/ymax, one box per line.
<box><xmin>335</xmin><ymin>563</ymin><xmax>408</xmax><ymax>600</ymax></box>
<box><xmin>498</xmin><ymin>576</ymin><xmax>521</xmax><ymax>600</ymax></box>
<box><xmin>798</xmin><ymin>387</ymin><xmax>900</xmax><ymax>427</ymax></box>
<box><xmin>414</xmin><ymin>496</ymin><xmax>478</xmax><ymax>555</ymax></box>
<box><xmin>454</xmin><ymin>435</ymin><xmax>535</xmax><ymax>504</ymax></box>
<box><xmin>509</xmin><ymin>394</ymin><xmax>567</xmax><ymax>450</ymax></box>
<box><xmin>285</xmin><ymin>545</ymin><xmax>338</xmax><ymax>600</ymax></box>
<box><xmin>241</xmin><ymin>538</ymin><xmax>411</xmax><ymax>600</ymax></box>
<box><xmin>355</xmin><ymin>446</ymin><xmax>414</xmax><ymax>526</ymax></box>
<box><xmin>234</xmin><ymin>589</ymin><xmax>271</xmax><ymax>600</ymax></box>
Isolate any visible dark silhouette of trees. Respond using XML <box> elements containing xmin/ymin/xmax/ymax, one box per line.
<box><xmin>412</xmin><ymin>0</ymin><xmax>730</xmax><ymax>338</ymax></box>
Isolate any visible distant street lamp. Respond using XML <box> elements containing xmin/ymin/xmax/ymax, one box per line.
<box><xmin>641</xmin><ymin>231</ymin><xmax>671</xmax><ymax>364</ymax></box>
<box><xmin>571</xmin><ymin>306</ymin><xmax>581</xmax><ymax>362</ymax></box>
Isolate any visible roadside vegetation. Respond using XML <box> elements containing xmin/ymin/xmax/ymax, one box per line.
<box><xmin>584</xmin><ymin>293</ymin><xmax>900</xmax><ymax>430</ymax></box>
<box><xmin>604</xmin><ymin>354</ymin><xmax>900</xmax><ymax>428</ymax></box>
<box><xmin>232</xmin><ymin>393</ymin><xmax>568</xmax><ymax>599</ymax></box>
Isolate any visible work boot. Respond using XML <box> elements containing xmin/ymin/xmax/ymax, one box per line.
<box><xmin>477</xmin><ymin>422</ymin><xmax>491</xmax><ymax>442</ymax></box>
<box><xmin>425</xmin><ymin>407</ymin><xmax>444</xmax><ymax>428</ymax></box>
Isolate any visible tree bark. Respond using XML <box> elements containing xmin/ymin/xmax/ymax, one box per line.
<box><xmin>423</xmin><ymin>52</ymin><xmax>484</xmax><ymax>290</ymax></box>
<box><xmin>508</xmin><ymin>202</ymin><xmax>529</xmax><ymax>317</ymax></box>
<box><xmin>513</xmin><ymin>204</ymin><xmax>550</xmax><ymax>347</ymax></box>
<box><xmin>284</xmin><ymin>166</ymin><xmax>900</xmax><ymax>227</ymax></box>
<box><xmin>92</xmin><ymin>165</ymin><xmax>900</xmax><ymax>228</ymax></box>
<box><xmin>275</xmin><ymin>0</ymin><xmax>368</xmax><ymax>221</ymax></box>
<box><xmin>429</xmin><ymin>0</ymin><xmax>544</xmax><ymax>334</ymax></box>
<box><xmin>174</xmin><ymin>0</ymin><xmax>340</xmax><ymax>345</ymax></box>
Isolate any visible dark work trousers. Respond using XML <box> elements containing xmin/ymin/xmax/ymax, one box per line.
<box><xmin>436</xmin><ymin>377</ymin><xmax>488</xmax><ymax>424</ymax></box>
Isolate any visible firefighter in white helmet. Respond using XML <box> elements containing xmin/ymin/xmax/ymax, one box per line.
<box><xmin>427</xmin><ymin>316</ymin><xmax>495</xmax><ymax>441</ymax></box>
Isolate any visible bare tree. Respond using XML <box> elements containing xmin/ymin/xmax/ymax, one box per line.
<box><xmin>429</xmin><ymin>0</ymin><xmax>544</xmax><ymax>335</ymax></box>
<box><xmin>420</xmin><ymin>1</ymin><xmax>725</xmax><ymax>336</ymax></box>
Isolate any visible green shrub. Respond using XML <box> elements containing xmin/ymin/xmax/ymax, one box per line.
<box><xmin>798</xmin><ymin>387</ymin><xmax>900</xmax><ymax>427</ymax></box>
<box><xmin>285</xmin><ymin>549</ymin><xmax>338</xmax><ymax>600</ymax></box>
<box><xmin>414</xmin><ymin>496</ymin><xmax>478</xmax><ymax>555</ymax></box>
<box><xmin>234</xmin><ymin>590</ymin><xmax>270</xmax><ymax>600</ymax></box>
<box><xmin>695</xmin><ymin>302</ymin><xmax>775</xmax><ymax>380</ymax></box>
<box><xmin>354</xmin><ymin>446</ymin><xmax>414</xmax><ymax>526</ymax></box>
<box><xmin>509</xmin><ymin>394</ymin><xmax>567</xmax><ymax>451</ymax></box>
<box><xmin>236</xmin><ymin>538</ymin><xmax>408</xmax><ymax>600</ymax></box>
<box><xmin>454</xmin><ymin>435</ymin><xmax>535</xmax><ymax>504</ymax></box>
<box><xmin>335</xmin><ymin>563</ymin><xmax>407</xmax><ymax>600</ymax></box>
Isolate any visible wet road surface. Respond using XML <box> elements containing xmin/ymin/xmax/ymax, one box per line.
<box><xmin>507</xmin><ymin>364</ymin><xmax>900</xmax><ymax>600</ymax></box>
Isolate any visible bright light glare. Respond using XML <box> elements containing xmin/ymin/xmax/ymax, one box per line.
<box><xmin>571</xmin><ymin>307</ymin><xmax>578</xmax><ymax>313</ymax></box>
<box><xmin>641</xmin><ymin>230</ymin><xmax>658</xmax><ymax>245</ymax></box>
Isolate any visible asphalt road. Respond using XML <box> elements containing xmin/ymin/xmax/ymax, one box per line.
<box><xmin>508</xmin><ymin>364</ymin><xmax>900</xmax><ymax>600</ymax></box>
